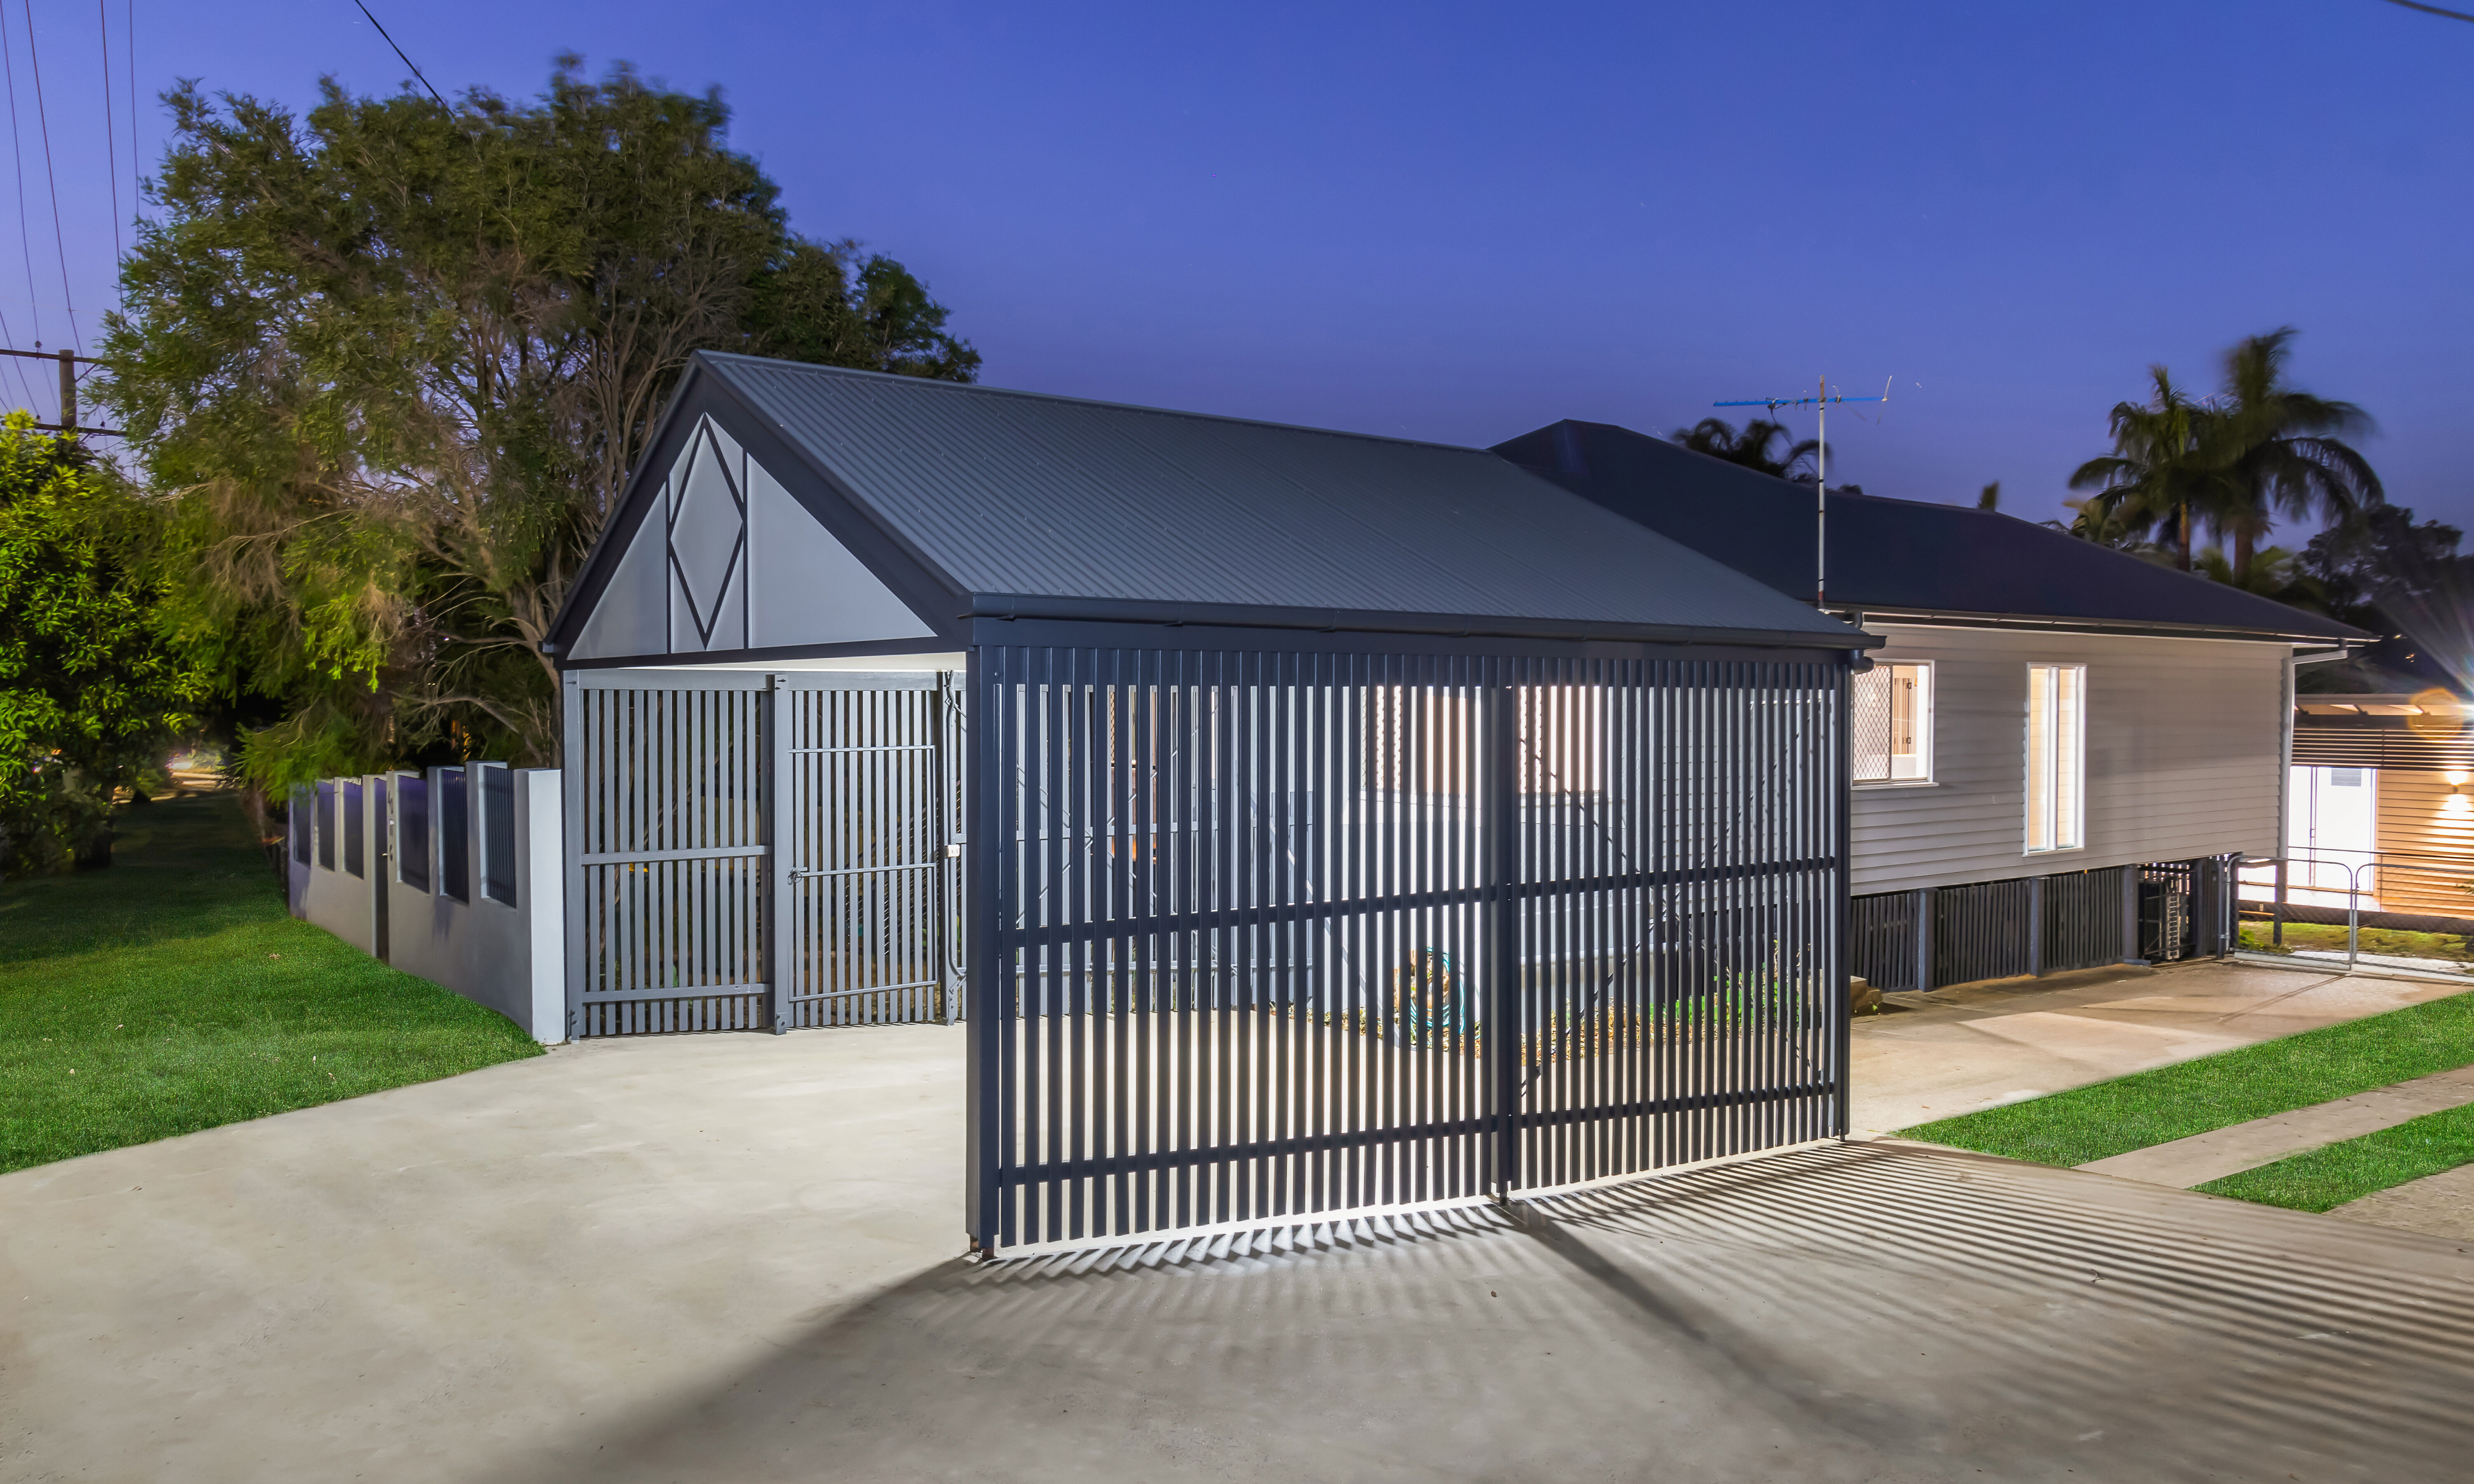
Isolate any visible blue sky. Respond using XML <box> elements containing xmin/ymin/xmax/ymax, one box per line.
<box><xmin>18</xmin><ymin>1</ymin><xmax>2474</xmax><ymax>536</ymax></box>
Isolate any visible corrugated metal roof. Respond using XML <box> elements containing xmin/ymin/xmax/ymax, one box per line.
<box><xmin>1494</xmin><ymin>420</ymin><xmax>2369</xmax><ymax>644</ymax></box>
<box><xmin>696</xmin><ymin>355</ymin><xmax>1861</xmax><ymax>645</ymax></box>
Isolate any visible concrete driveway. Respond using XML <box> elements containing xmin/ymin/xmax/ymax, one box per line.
<box><xmin>8</xmin><ymin>984</ymin><xmax>2474</xmax><ymax>1481</ymax></box>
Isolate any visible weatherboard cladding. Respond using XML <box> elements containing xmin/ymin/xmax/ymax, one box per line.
<box><xmin>1493</xmin><ymin>419</ymin><xmax>2366</xmax><ymax>643</ymax></box>
<box><xmin>693</xmin><ymin>355</ymin><xmax>1860</xmax><ymax>645</ymax></box>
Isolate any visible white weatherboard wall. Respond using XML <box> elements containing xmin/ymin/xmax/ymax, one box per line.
<box><xmin>289</xmin><ymin>766</ymin><xmax>564</xmax><ymax>1042</ymax></box>
<box><xmin>1852</xmin><ymin>624</ymin><xmax>2287</xmax><ymax>895</ymax></box>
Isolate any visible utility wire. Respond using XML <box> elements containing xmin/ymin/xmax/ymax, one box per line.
<box><xmin>350</xmin><ymin>0</ymin><xmax>445</xmax><ymax>107</ymax></box>
<box><xmin>20</xmin><ymin>0</ymin><xmax>80</xmax><ymax>355</ymax></box>
<box><xmin>2378</xmin><ymin>0</ymin><xmax>2474</xmax><ymax>20</ymax></box>
<box><xmin>0</xmin><ymin>6</ymin><xmax>44</xmax><ymax>411</ymax></box>
<box><xmin>96</xmin><ymin>0</ymin><xmax>117</xmax><ymax>264</ymax></box>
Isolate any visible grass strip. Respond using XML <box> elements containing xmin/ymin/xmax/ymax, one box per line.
<box><xmin>1898</xmin><ymin>988</ymin><xmax>2474</xmax><ymax>1167</ymax></box>
<box><xmin>0</xmin><ymin>793</ymin><xmax>542</xmax><ymax>1174</ymax></box>
<box><xmin>2195</xmin><ymin>1101</ymin><xmax>2474</xmax><ymax>1212</ymax></box>
<box><xmin>2239</xmin><ymin>921</ymin><xmax>2474</xmax><ymax>964</ymax></box>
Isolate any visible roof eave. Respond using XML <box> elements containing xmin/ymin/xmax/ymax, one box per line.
<box><xmin>1837</xmin><ymin>605</ymin><xmax>2368</xmax><ymax>647</ymax></box>
<box><xmin>963</xmin><ymin>593</ymin><xmax>1881</xmax><ymax>651</ymax></box>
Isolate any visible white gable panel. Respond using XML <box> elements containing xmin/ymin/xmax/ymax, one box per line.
<box><xmin>569</xmin><ymin>484</ymin><xmax>671</xmax><ymax>661</ymax></box>
<box><xmin>747</xmin><ymin>460</ymin><xmax>935</xmax><ymax>646</ymax></box>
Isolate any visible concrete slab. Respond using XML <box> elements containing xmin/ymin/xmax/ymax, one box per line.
<box><xmin>2332</xmin><ymin>1162</ymin><xmax>2474</xmax><ymax>1242</ymax></box>
<box><xmin>1850</xmin><ymin>959</ymin><xmax>2468</xmax><ymax>1136</ymax></box>
<box><xmin>2077</xmin><ymin>1065</ymin><xmax>2474</xmax><ymax>1187</ymax></box>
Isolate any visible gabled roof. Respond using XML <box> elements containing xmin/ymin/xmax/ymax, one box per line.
<box><xmin>1492</xmin><ymin>419</ymin><xmax>2369</xmax><ymax>645</ymax></box>
<box><xmin>550</xmin><ymin>356</ymin><xmax>1872</xmax><ymax>656</ymax></box>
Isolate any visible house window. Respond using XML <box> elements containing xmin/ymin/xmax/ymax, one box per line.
<box><xmin>2026</xmin><ymin>664</ymin><xmax>2086</xmax><ymax>852</ymax></box>
<box><xmin>1852</xmin><ymin>663</ymin><xmax>1932</xmax><ymax>784</ymax></box>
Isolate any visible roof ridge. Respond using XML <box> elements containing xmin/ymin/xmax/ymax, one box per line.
<box><xmin>694</xmin><ymin>352</ymin><xmax>1492</xmax><ymax>458</ymax></box>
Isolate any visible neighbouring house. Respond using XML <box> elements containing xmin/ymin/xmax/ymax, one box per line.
<box><xmin>2270</xmin><ymin>693</ymin><xmax>2474</xmax><ymax>928</ymax></box>
<box><xmin>1491</xmin><ymin>418</ymin><xmax>2371</xmax><ymax>989</ymax></box>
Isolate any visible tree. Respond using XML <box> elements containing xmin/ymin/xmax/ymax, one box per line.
<box><xmin>1976</xmin><ymin>481</ymin><xmax>2000</xmax><ymax>512</ymax></box>
<box><xmin>2293</xmin><ymin>505</ymin><xmax>2471</xmax><ymax>692</ymax></box>
<box><xmin>2067</xmin><ymin>330</ymin><xmax>2380</xmax><ymax>580</ymax></box>
<box><xmin>0</xmin><ymin>416</ymin><xmax>204</xmax><ymax>874</ymax></box>
<box><xmin>99</xmin><ymin>60</ymin><xmax>979</xmax><ymax>789</ymax></box>
<box><xmin>2066</xmin><ymin>366</ymin><xmax>2238</xmax><ymax>571</ymax></box>
<box><xmin>1670</xmin><ymin>417</ymin><xmax>1823</xmax><ymax>480</ymax></box>
<box><xmin>2212</xmin><ymin>329</ymin><xmax>2382</xmax><ymax>580</ymax></box>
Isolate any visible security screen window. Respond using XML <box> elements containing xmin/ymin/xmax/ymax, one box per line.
<box><xmin>2026</xmin><ymin>664</ymin><xmax>2087</xmax><ymax>852</ymax></box>
<box><xmin>1851</xmin><ymin>662</ymin><xmax>1933</xmax><ymax>784</ymax></box>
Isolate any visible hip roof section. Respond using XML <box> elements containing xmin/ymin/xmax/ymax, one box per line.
<box><xmin>691</xmin><ymin>355</ymin><xmax>1864</xmax><ymax>646</ymax></box>
<box><xmin>1493</xmin><ymin>419</ymin><xmax>2368</xmax><ymax>644</ymax></box>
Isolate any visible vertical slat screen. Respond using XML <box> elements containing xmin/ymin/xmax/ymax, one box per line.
<box><xmin>969</xmin><ymin>645</ymin><xmax>1847</xmax><ymax>1252</ymax></box>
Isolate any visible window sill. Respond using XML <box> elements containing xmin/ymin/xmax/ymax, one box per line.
<box><xmin>2024</xmin><ymin>846</ymin><xmax>2087</xmax><ymax>858</ymax></box>
<box><xmin>1854</xmin><ymin>780</ymin><xmax>1939</xmax><ymax>790</ymax></box>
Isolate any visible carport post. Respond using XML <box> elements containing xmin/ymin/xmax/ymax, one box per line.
<box><xmin>1485</xmin><ymin>679</ymin><xmax>1522</xmax><ymax>1196</ymax></box>
<box><xmin>765</xmin><ymin>674</ymin><xmax>790</xmax><ymax>1034</ymax></box>
<box><xmin>560</xmin><ymin>671</ymin><xmax>585</xmax><ymax>1042</ymax></box>
<box><xmin>964</xmin><ymin>645</ymin><xmax>1001</xmax><ymax>1251</ymax></box>
<box><xmin>1832</xmin><ymin>664</ymin><xmax>1853</xmax><ymax>1139</ymax></box>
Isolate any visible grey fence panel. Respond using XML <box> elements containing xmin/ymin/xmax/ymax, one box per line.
<box><xmin>1931</xmin><ymin>878</ymin><xmax>2033</xmax><ymax>987</ymax></box>
<box><xmin>566</xmin><ymin>668</ymin><xmax>962</xmax><ymax>1038</ymax></box>
<box><xmin>969</xmin><ymin>645</ymin><xmax>1846</xmax><ymax>1253</ymax></box>
<box><xmin>2041</xmin><ymin>866</ymin><xmax>2128</xmax><ymax>973</ymax></box>
<box><xmin>1850</xmin><ymin>890</ymin><xmax>1921</xmax><ymax>991</ymax></box>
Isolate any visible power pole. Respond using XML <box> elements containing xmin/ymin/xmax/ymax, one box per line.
<box><xmin>0</xmin><ymin>346</ymin><xmax>118</xmax><ymax>435</ymax></box>
<box><xmin>57</xmin><ymin>348</ymin><xmax>72</xmax><ymax>435</ymax></box>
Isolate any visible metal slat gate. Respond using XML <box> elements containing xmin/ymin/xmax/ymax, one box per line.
<box><xmin>563</xmin><ymin>669</ymin><xmax>964</xmax><ymax>1037</ymax></box>
<box><xmin>969</xmin><ymin>643</ymin><xmax>1848</xmax><ymax>1253</ymax></box>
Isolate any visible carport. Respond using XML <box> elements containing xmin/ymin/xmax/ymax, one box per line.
<box><xmin>544</xmin><ymin>354</ymin><xmax>1877</xmax><ymax>1253</ymax></box>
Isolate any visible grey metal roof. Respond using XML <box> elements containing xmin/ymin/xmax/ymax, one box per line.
<box><xmin>1493</xmin><ymin>420</ymin><xmax>2369</xmax><ymax>645</ymax></box>
<box><xmin>690</xmin><ymin>355</ymin><xmax>1864</xmax><ymax>646</ymax></box>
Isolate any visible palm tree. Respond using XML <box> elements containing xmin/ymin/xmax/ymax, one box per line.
<box><xmin>2212</xmin><ymin>328</ymin><xmax>2382</xmax><ymax>581</ymax></box>
<box><xmin>1670</xmin><ymin>417</ymin><xmax>1824</xmax><ymax>480</ymax></box>
<box><xmin>2067</xmin><ymin>366</ymin><xmax>2240</xmax><ymax>571</ymax></box>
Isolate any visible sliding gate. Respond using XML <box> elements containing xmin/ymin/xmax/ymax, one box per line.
<box><xmin>563</xmin><ymin>669</ymin><xmax>963</xmax><ymax>1037</ymax></box>
<box><xmin>969</xmin><ymin>643</ymin><xmax>1849</xmax><ymax>1252</ymax></box>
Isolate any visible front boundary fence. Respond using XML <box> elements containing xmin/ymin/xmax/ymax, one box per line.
<box><xmin>967</xmin><ymin>640</ymin><xmax>1851</xmax><ymax>1254</ymax></box>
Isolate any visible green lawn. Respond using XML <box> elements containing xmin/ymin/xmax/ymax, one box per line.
<box><xmin>2196</xmin><ymin>1102</ymin><xmax>2474</xmax><ymax>1212</ymax></box>
<box><xmin>2239</xmin><ymin>920</ymin><xmax>2474</xmax><ymax>963</ymax></box>
<box><xmin>0</xmin><ymin>792</ymin><xmax>542</xmax><ymax>1174</ymax></box>
<box><xmin>1899</xmin><ymin>989</ymin><xmax>2474</xmax><ymax>1167</ymax></box>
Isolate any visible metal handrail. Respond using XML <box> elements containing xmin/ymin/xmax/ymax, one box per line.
<box><xmin>2239</xmin><ymin>849</ymin><xmax>2371</xmax><ymax>971</ymax></box>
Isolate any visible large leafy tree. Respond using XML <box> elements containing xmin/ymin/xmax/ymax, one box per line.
<box><xmin>0</xmin><ymin>416</ymin><xmax>205</xmax><ymax>873</ymax></box>
<box><xmin>1669</xmin><ymin>416</ymin><xmax>1823</xmax><ymax>480</ymax></box>
<box><xmin>99</xmin><ymin>59</ymin><xmax>978</xmax><ymax>787</ymax></box>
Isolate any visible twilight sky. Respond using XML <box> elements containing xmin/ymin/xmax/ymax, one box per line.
<box><xmin>15</xmin><ymin>0</ymin><xmax>2474</xmax><ymax>537</ymax></box>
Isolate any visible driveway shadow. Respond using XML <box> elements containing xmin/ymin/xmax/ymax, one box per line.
<box><xmin>484</xmin><ymin>1143</ymin><xmax>2474</xmax><ymax>1484</ymax></box>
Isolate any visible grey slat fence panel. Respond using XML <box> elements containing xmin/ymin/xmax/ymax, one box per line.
<box><xmin>968</xmin><ymin>643</ymin><xmax>1847</xmax><ymax>1254</ymax></box>
<box><xmin>564</xmin><ymin>667</ymin><xmax>962</xmax><ymax>1038</ymax></box>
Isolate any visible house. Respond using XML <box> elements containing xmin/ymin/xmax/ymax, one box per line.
<box><xmin>544</xmin><ymin>354</ymin><xmax>1879</xmax><ymax>1251</ymax></box>
<box><xmin>1492</xmin><ymin>418</ymin><xmax>2371</xmax><ymax>988</ymax></box>
<box><xmin>2270</xmin><ymin>692</ymin><xmax>2474</xmax><ymax>927</ymax></box>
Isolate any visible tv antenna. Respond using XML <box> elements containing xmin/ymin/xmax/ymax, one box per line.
<box><xmin>1714</xmin><ymin>375</ymin><xmax>1890</xmax><ymax>607</ymax></box>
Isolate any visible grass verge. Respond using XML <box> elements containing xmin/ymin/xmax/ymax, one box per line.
<box><xmin>0</xmin><ymin>792</ymin><xmax>542</xmax><ymax>1174</ymax></box>
<box><xmin>2195</xmin><ymin>1102</ymin><xmax>2474</xmax><ymax>1212</ymax></box>
<box><xmin>2238</xmin><ymin>920</ymin><xmax>2474</xmax><ymax>963</ymax></box>
<box><xmin>1898</xmin><ymin>988</ymin><xmax>2474</xmax><ymax>1166</ymax></box>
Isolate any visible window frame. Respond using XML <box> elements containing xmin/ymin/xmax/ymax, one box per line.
<box><xmin>2024</xmin><ymin>663</ymin><xmax>2088</xmax><ymax>855</ymax></box>
<box><xmin>1851</xmin><ymin>660</ymin><xmax>1936</xmax><ymax>788</ymax></box>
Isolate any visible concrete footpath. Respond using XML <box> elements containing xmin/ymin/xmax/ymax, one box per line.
<box><xmin>1848</xmin><ymin>957</ymin><xmax>2463</xmax><ymax>1136</ymax></box>
<box><xmin>7</xmin><ymin>961</ymin><xmax>2474</xmax><ymax>1480</ymax></box>
<box><xmin>2077</xmin><ymin>1064</ymin><xmax>2474</xmax><ymax>1188</ymax></box>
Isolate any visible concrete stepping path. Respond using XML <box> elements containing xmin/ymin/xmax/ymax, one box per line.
<box><xmin>2075</xmin><ymin>1064</ymin><xmax>2474</xmax><ymax>1188</ymax></box>
<box><xmin>2331</xmin><ymin>1162</ymin><xmax>2474</xmax><ymax>1240</ymax></box>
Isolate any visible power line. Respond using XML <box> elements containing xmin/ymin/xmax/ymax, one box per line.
<box><xmin>350</xmin><ymin>0</ymin><xmax>445</xmax><ymax>107</ymax></box>
<box><xmin>2378</xmin><ymin>0</ymin><xmax>2474</xmax><ymax>21</ymax></box>
<box><xmin>123</xmin><ymin>0</ymin><xmax>132</xmax><ymax>270</ymax></box>
<box><xmin>20</xmin><ymin>0</ymin><xmax>80</xmax><ymax>356</ymax></box>
<box><xmin>0</xmin><ymin>6</ymin><xmax>43</xmax><ymax>411</ymax></box>
<box><xmin>96</xmin><ymin>0</ymin><xmax>117</xmax><ymax>264</ymax></box>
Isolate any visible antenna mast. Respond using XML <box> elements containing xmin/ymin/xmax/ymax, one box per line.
<box><xmin>1713</xmin><ymin>376</ymin><xmax>1889</xmax><ymax>607</ymax></box>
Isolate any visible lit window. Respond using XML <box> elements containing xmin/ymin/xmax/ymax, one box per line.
<box><xmin>2026</xmin><ymin>664</ymin><xmax>2086</xmax><ymax>852</ymax></box>
<box><xmin>1852</xmin><ymin>663</ymin><xmax>1932</xmax><ymax>784</ymax></box>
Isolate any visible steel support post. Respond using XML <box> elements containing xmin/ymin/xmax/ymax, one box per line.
<box><xmin>764</xmin><ymin>674</ymin><xmax>791</xmax><ymax>1033</ymax></box>
<box><xmin>1913</xmin><ymin>886</ymin><xmax>1934</xmax><ymax>992</ymax></box>
<box><xmin>1486</xmin><ymin>679</ymin><xmax>1523</xmax><ymax>1196</ymax></box>
<box><xmin>2026</xmin><ymin>874</ymin><xmax>2045</xmax><ymax>978</ymax></box>
<box><xmin>964</xmin><ymin>646</ymin><xmax>1002</xmax><ymax>1251</ymax></box>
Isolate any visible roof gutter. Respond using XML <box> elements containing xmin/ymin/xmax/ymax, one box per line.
<box><xmin>1834</xmin><ymin>606</ymin><xmax>2366</xmax><ymax>647</ymax></box>
<box><xmin>963</xmin><ymin>593</ymin><xmax>1884</xmax><ymax>653</ymax></box>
